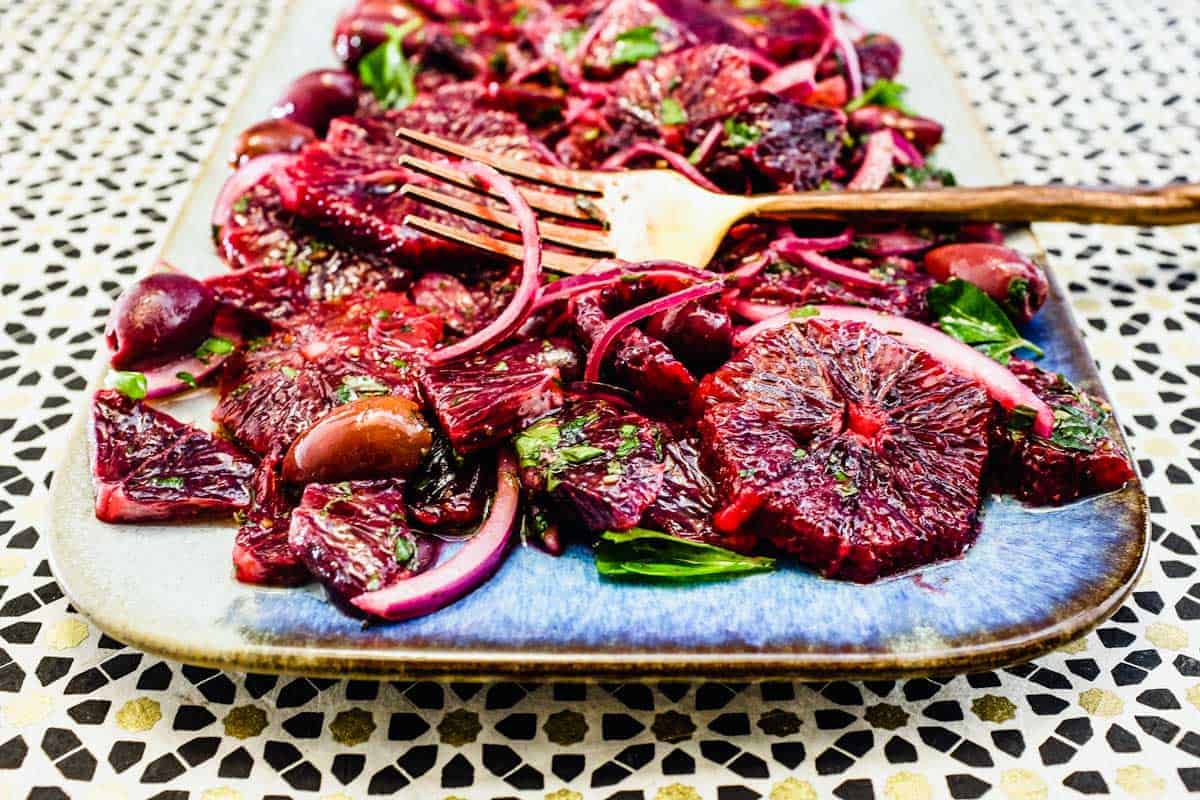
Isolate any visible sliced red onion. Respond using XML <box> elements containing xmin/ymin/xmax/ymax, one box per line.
<box><xmin>533</xmin><ymin>261</ymin><xmax>713</xmax><ymax>312</ymax></box>
<box><xmin>688</xmin><ymin>123</ymin><xmax>723</xmax><ymax>168</ymax></box>
<box><xmin>853</xmin><ymin>230</ymin><xmax>933</xmax><ymax>256</ymax></box>
<box><xmin>584</xmin><ymin>281</ymin><xmax>724</xmax><ymax>382</ymax></box>
<box><xmin>599</xmin><ymin>144</ymin><xmax>723</xmax><ymax>193</ymax></box>
<box><xmin>827</xmin><ymin>6</ymin><xmax>863</xmax><ymax>99</ymax></box>
<box><xmin>889</xmin><ymin>129</ymin><xmax>925</xmax><ymax>167</ymax></box>
<box><xmin>427</xmin><ymin>162</ymin><xmax>542</xmax><ymax>364</ymax></box>
<box><xmin>211</xmin><ymin>153</ymin><xmax>297</xmax><ymax>230</ymax></box>
<box><xmin>775</xmin><ymin>229</ymin><xmax>855</xmax><ymax>254</ymax></box>
<box><xmin>785</xmin><ymin>249</ymin><xmax>889</xmax><ymax>291</ymax></box>
<box><xmin>565</xmin><ymin>381</ymin><xmax>637</xmax><ymax>410</ymax></box>
<box><xmin>733</xmin><ymin>304</ymin><xmax>1055</xmax><ymax>437</ymax></box>
<box><xmin>353</xmin><ymin>450</ymin><xmax>518</xmax><ymax>621</ymax></box>
<box><xmin>141</xmin><ymin>309</ymin><xmax>243</xmax><ymax>399</ymax></box>
<box><xmin>847</xmin><ymin>130</ymin><xmax>894</xmax><ymax>190</ymax></box>
<box><xmin>760</xmin><ymin>57</ymin><xmax>818</xmax><ymax>95</ymax></box>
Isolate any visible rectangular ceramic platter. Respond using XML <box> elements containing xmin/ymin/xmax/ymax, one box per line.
<box><xmin>48</xmin><ymin>0</ymin><xmax>1148</xmax><ymax>679</ymax></box>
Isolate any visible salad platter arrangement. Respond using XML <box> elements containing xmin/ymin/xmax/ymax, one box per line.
<box><xmin>48</xmin><ymin>0</ymin><xmax>1147</xmax><ymax>678</ymax></box>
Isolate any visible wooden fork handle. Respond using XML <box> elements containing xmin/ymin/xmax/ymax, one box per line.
<box><xmin>746</xmin><ymin>183</ymin><xmax>1200</xmax><ymax>226</ymax></box>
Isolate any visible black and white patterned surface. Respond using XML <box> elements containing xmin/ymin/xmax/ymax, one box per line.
<box><xmin>1</xmin><ymin>0</ymin><xmax>1198</xmax><ymax>797</ymax></box>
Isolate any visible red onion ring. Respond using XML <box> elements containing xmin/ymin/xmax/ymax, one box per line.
<box><xmin>534</xmin><ymin>261</ymin><xmax>714</xmax><ymax>312</ymax></box>
<box><xmin>784</xmin><ymin>249</ymin><xmax>889</xmax><ymax>290</ymax></box>
<box><xmin>732</xmin><ymin>304</ymin><xmax>1055</xmax><ymax>437</ymax></box>
<box><xmin>827</xmin><ymin>6</ymin><xmax>863</xmax><ymax>98</ymax></box>
<box><xmin>352</xmin><ymin>450</ymin><xmax>520</xmax><ymax>620</ymax></box>
<box><xmin>689</xmin><ymin>122</ymin><xmax>724</xmax><ymax>167</ymax></box>
<box><xmin>211</xmin><ymin>153</ymin><xmax>297</xmax><ymax>230</ymax></box>
<box><xmin>889</xmin><ymin>129</ymin><xmax>925</xmax><ymax>167</ymax></box>
<box><xmin>776</xmin><ymin>229</ymin><xmax>855</xmax><ymax>253</ymax></box>
<box><xmin>141</xmin><ymin>308</ymin><xmax>243</xmax><ymax>399</ymax></box>
<box><xmin>427</xmin><ymin>162</ymin><xmax>542</xmax><ymax>364</ymax></box>
<box><xmin>600</xmin><ymin>144</ymin><xmax>723</xmax><ymax>193</ymax></box>
<box><xmin>584</xmin><ymin>281</ymin><xmax>724</xmax><ymax>382</ymax></box>
<box><xmin>847</xmin><ymin>130</ymin><xmax>895</xmax><ymax>190</ymax></box>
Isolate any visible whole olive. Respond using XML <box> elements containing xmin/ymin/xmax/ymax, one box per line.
<box><xmin>924</xmin><ymin>243</ymin><xmax>1049</xmax><ymax>323</ymax></box>
<box><xmin>333</xmin><ymin>0</ymin><xmax>425</xmax><ymax>67</ymax></box>
<box><xmin>282</xmin><ymin>395</ymin><xmax>433</xmax><ymax>484</ymax></box>
<box><xmin>270</xmin><ymin>69</ymin><xmax>360</xmax><ymax>137</ymax></box>
<box><xmin>231</xmin><ymin>118</ymin><xmax>315</xmax><ymax>166</ymax></box>
<box><xmin>105</xmin><ymin>272</ymin><xmax>217</xmax><ymax>368</ymax></box>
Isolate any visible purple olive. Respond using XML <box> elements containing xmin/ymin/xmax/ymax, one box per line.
<box><xmin>231</xmin><ymin>118</ymin><xmax>315</xmax><ymax>166</ymax></box>
<box><xmin>105</xmin><ymin>273</ymin><xmax>217</xmax><ymax>368</ymax></box>
<box><xmin>270</xmin><ymin>69</ymin><xmax>360</xmax><ymax>137</ymax></box>
<box><xmin>924</xmin><ymin>243</ymin><xmax>1049</xmax><ymax>323</ymax></box>
<box><xmin>333</xmin><ymin>0</ymin><xmax>426</xmax><ymax>67</ymax></box>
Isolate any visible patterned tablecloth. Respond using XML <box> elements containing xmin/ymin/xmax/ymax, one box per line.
<box><xmin>1</xmin><ymin>0</ymin><xmax>1198</xmax><ymax>797</ymax></box>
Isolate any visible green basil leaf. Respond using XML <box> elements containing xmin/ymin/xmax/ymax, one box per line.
<box><xmin>844</xmin><ymin>78</ymin><xmax>913</xmax><ymax>114</ymax></box>
<box><xmin>927</xmin><ymin>278</ymin><xmax>1044</xmax><ymax>364</ymax></box>
<box><xmin>514</xmin><ymin>418</ymin><xmax>561</xmax><ymax>469</ymax></box>
<box><xmin>610</xmin><ymin>25</ymin><xmax>661</xmax><ymax>66</ymax></box>
<box><xmin>358</xmin><ymin>19</ymin><xmax>423</xmax><ymax>110</ymax></box>
<box><xmin>659</xmin><ymin>97</ymin><xmax>688</xmax><ymax>126</ymax></box>
<box><xmin>1049</xmin><ymin>404</ymin><xmax>1109</xmax><ymax>452</ymax></box>
<box><xmin>194</xmin><ymin>335</ymin><xmax>235</xmax><ymax>363</ymax></box>
<box><xmin>596</xmin><ymin>527</ymin><xmax>776</xmax><ymax>583</ymax></box>
<box><xmin>106</xmin><ymin>370</ymin><xmax>148</xmax><ymax>400</ymax></box>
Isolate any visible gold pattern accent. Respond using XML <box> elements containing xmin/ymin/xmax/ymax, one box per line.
<box><xmin>44</xmin><ymin>617</ymin><xmax>89</xmax><ymax>650</ymax></box>
<box><xmin>655</xmin><ymin>785</ymin><xmax>702</xmax><ymax>800</ymax></box>
<box><xmin>971</xmin><ymin>694</ymin><xmax>1017</xmax><ymax>723</ymax></box>
<box><xmin>83</xmin><ymin>786</ymin><xmax>127</xmax><ymax>800</ymax></box>
<box><xmin>322</xmin><ymin>795</ymin><xmax>355</xmax><ymax>800</ymax></box>
<box><xmin>545</xmin><ymin>791</ymin><xmax>584</xmax><ymax>800</ymax></box>
<box><xmin>999</xmin><ymin>768</ymin><xmax>1048</xmax><ymax>800</ymax></box>
<box><xmin>1116</xmin><ymin>766</ymin><xmax>1166</xmax><ymax>799</ymax></box>
<box><xmin>545</xmin><ymin>709</ymin><xmax>589</xmax><ymax>745</ymax></box>
<box><xmin>0</xmin><ymin>553</ymin><xmax>25</xmax><ymax>579</ymax></box>
<box><xmin>1145</xmin><ymin>622</ymin><xmax>1189</xmax><ymax>651</ymax></box>
<box><xmin>769</xmin><ymin>778</ymin><xmax>818</xmax><ymax>800</ymax></box>
<box><xmin>116</xmin><ymin>697</ymin><xmax>162</xmax><ymax>732</ymax></box>
<box><xmin>884</xmin><ymin>771</ymin><xmax>932</xmax><ymax>800</ymax></box>
<box><xmin>1186</xmin><ymin>683</ymin><xmax>1200</xmax><ymax>712</ymax></box>
<box><xmin>437</xmin><ymin>708</ymin><xmax>483</xmax><ymax>746</ymax></box>
<box><xmin>200</xmin><ymin>789</ymin><xmax>243</xmax><ymax>800</ymax></box>
<box><xmin>864</xmin><ymin>703</ymin><xmax>909</xmax><ymax>730</ymax></box>
<box><xmin>223</xmin><ymin>705</ymin><xmax>268</xmax><ymax>739</ymax></box>
<box><xmin>3</xmin><ymin>693</ymin><xmax>52</xmax><ymax>727</ymax></box>
<box><xmin>330</xmin><ymin>708</ymin><xmax>376</xmax><ymax>745</ymax></box>
<box><xmin>1078</xmin><ymin>687</ymin><xmax>1124</xmax><ymax>717</ymax></box>
<box><xmin>1058</xmin><ymin>637</ymin><xmax>1087</xmax><ymax>654</ymax></box>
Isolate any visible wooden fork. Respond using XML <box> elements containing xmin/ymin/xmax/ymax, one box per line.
<box><xmin>393</xmin><ymin>126</ymin><xmax>1200</xmax><ymax>273</ymax></box>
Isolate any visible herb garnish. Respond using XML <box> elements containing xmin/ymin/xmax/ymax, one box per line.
<box><xmin>722</xmin><ymin>117</ymin><xmax>761</xmax><ymax>149</ymax></box>
<box><xmin>176</xmin><ymin>371</ymin><xmax>198</xmax><ymax>388</ymax></box>
<box><xmin>335</xmin><ymin>375</ymin><xmax>390</xmax><ymax>404</ymax></box>
<box><xmin>1049</xmin><ymin>404</ymin><xmax>1109</xmax><ymax>452</ymax></box>
<box><xmin>660</xmin><ymin>97</ymin><xmax>688</xmax><ymax>125</ymax></box>
<box><xmin>595</xmin><ymin>528</ymin><xmax>776</xmax><ymax>582</ymax></box>
<box><xmin>149</xmin><ymin>476</ymin><xmax>185</xmax><ymax>489</ymax></box>
<box><xmin>896</xmin><ymin>163</ymin><xmax>957</xmax><ymax>188</ymax></box>
<box><xmin>844</xmin><ymin>78</ymin><xmax>913</xmax><ymax>114</ymax></box>
<box><xmin>610</xmin><ymin>24</ymin><xmax>662</xmax><ymax>66</ymax></box>
<box><xmin>106</xmin><ymin>370</ymin><xmax>147</xmax><ymax>400</ymax></box>
<box><xmin>195</xmin><ymin>335</ymin><xmax>235</xmax><ymax>363</ymax></box>
<box><xmin>559</xmin><ymin>26</ymin><xmax>586</xmax><ymax>54</ymax></box>
<box><xmin>358</xmin><ymin>19</ymin><xmax>423</xmax><ymax>110</ymax></box>
<box><xmin>927</xmin><ymin>278</ymin><xmax>1044</xmax><ymax>364</ymax></box>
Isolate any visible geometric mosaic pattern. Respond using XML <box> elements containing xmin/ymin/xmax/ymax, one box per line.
<box><xmin>1</xmin><ymin>0</ymin><xmax>1198</xmax><ymax>797</ymax></box>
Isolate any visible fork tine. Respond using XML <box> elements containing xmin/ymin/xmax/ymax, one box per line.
<box><xmin>402</xmin><ymin>215</ymin><xmax>598</xmax><ymax>275</ymax></box>
<box><xmin>398</xmin><ymin>155</ymin><xmax>601</xmax><ymax>222</ymax></box>
<box><xmin>395</xmin><ymin>127</ymin><xmax>606</xmax><ymax>194</ymax></box>
<box><xmin>401</xmin><ymin>184</ymin><xmax>615</xmax><ymax>255</ymax></box>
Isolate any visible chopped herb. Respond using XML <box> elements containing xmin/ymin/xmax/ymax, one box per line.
<box><xmin>195</xmin><ymin>336</ymin><xmax>235</xmax><ymax>363</ymax></box>
<box><xmin>451</xmin><ymin>31</ymin><xmax>471</xmax><ymax>48</ymax></box>
<box><xmin>792</xmin><ymin>446</ymin><xmax>808</xmax><ymax>460</ymax></box>
<box><xmin>788</xmin><ymin>305</ymin><xmax>820</xmax><ymax>319</ymax></box>
<box><xmin>606</xmin><ymin>460</ymin><xmax>625</xmax><ymax>476</ymax></box>
<box><xmin>1006</xmin><ymin>278</ymin><xmax>1030</xmax><ymax>311</ymax></box>
<box><xmin>149</xmin><ymin>476</ymin><xmax>185</xmax><ymax>489</ymax></box>
<box><xmin>844</xmin><ymin>78</ymin><xmax>913</xmax><ymax>114</ymax></box>
<box><xmin>106</xmin><ymin>370</ymin><xmax>147</xmax><ymax>400</ymax></box>
<box><xmin>245</xmin><ymin>336</ymin><xmax>269</xmax><ymax>351</ymax></box>
<box><xmin>510</xmin><ymin>5</ymin><xmax>529</xmax><ymax>23</ymax></box>
<box><xmin>580</xmin><ymin>127</ymin><xmax>601</xmax><ymax>141</ymax></box>
<box><xmin>280</xmin><ymin>365</ymin><xmax>298</xmax><ymax>379</ymax></box>
<box><xmin>489</xmin><ymin>47</ymin><xmax>509</xmax><ymax>74</ymax></box>
<box><xmin>559</xmin><ymin>26</ymin><xmax>586</xmax><ymax>54</ymax></box>
<box><xmin>335</xmin><ymin>375</ymin><xmax>391</xmax><ymax>404</ymax></box>
<box><xmin>393</xmin><ymin>533</ymin><xmax>416</xmax><ymax>565</ymax></box>
<box><xmin>927</xmin><ymin>278</ymin><xmax>1044</xmax><ymax>364</ymax></box>
<box><xmin>896</xmin><ymin>163</ymin><xmax>957</xmax><ymax>188</ymax></box>
<box><xmin>376</xmin><ymin>309</ymin><xmax>391</xmax><ymax>320</ymax></box>
<box><xmin>391</xmin><ymin>358</ymin><xmax>409</xmax><ymax>370</ymax></box>
<box><xmin>615</xmin><ymin>423</ymin><xmax>640</xmax><ymax>458</ymax></box>
<box><xmin>231</xmin><ymin>382</ymin><xmax>251</xmax><ymax>397</ymax></box>
<box><xmin>358</xmin><ymin>19</ymin><xmax>423</xmax><ymax>110</ymax></box>
<box><xmin>558</xmin><ymin>444</ymin><xmax>606</xmax><ymax>464</ymax></box>
<box><xmin>1049</xmin><ymin>404</ymin><xmax>1109</xmax><ymax>452</ymax></box>
<box><xmin>493</xmin><ymin>360</ymin><xmax>509</xmax><ymax>372</ymax></box>
<box><xmin>514</xmin><ymin>418</ymin><xmax>561</xmax><ymax>469</ymax></box>
<box><xmin>560</xmin><ymin>411</ymin><xmax>599</xmax><ymax>439</ymax></box>
<box><xmin>232</xmin><ymin>196</ymin><xmax>249</xmax><ymax>214</ymax></box>
<box><xmin>660</xmin><ymin>97</ymin><xmax>688</xmax><ymax>126</ymax></box>
<box><xmin>610</xmin><ymin>25</ymin><xmax>661</xmax><ymax>66</ymax></box>
<box><xmin>595</xmin><ymin>528</ymin><xmax>776</xmax><ymax>582</ymax></box>
<box><xmin>723</xmin><ymin>117</ymin><xmax>761</xmax><ymax>149</ymax></box>
<box><xmin>176</xmin><ymin>371</ymin><xmax>198</xmax><ymax>388</ymax></box>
